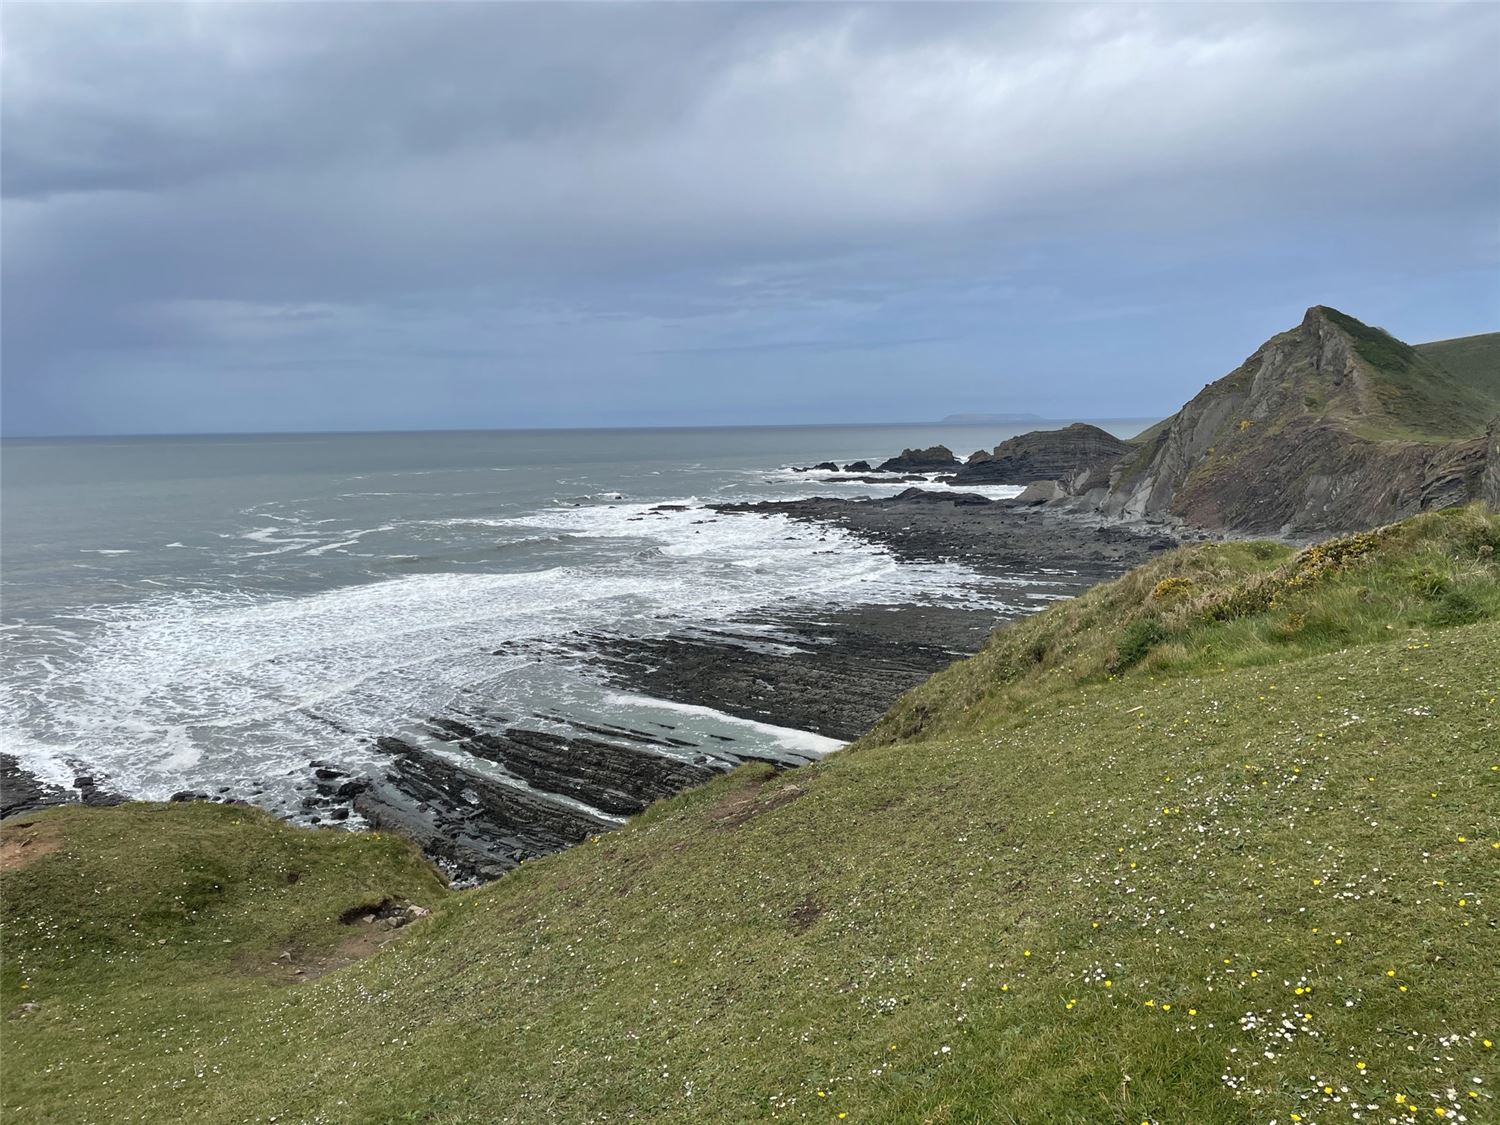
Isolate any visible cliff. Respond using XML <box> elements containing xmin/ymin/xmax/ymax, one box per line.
<box><xmin>1098</xmin><ymin>306</ymin><xmax>1499</xmax><ymax>534</ymax></box>
<box><xmin>6</xmin><ymin>509</ymin><xmax>1498</xmax><ymax>1124</ymax></box>
<box><xmin>956</xmin><ymin>422</ymin><xmax>1131</xmax><ymax>492</ymax></box>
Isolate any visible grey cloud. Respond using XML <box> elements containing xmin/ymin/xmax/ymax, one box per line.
<box><xmin>2</xmin><ymin>2</ymin><xmax>1497</xmax><ymax>435</ymax></box>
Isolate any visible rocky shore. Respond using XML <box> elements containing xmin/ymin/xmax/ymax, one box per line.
<box><xmin>0</xmin><ymin>488</ymin><xmax>1181</xmax><ymax>884</ymax></box>
<box><xmin>713</xmin><ymin>488</ymin><xmax>1182</xmax><ymax>574</ymax></box>
<box><xmin>1</xmin><ymin>754</ymin><xmax>127</xmax><ymax>821</ymax></box>
<box><xmin>348</xmin><ymin>492</ymin><xmax>1180</xmax><ymax>879</ymax></box>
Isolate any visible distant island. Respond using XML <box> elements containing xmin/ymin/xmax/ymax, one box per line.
<box><xmin>937</xmin><ymin>412</ymin><xmax>1044</xmax><ymax>424</ymax></box>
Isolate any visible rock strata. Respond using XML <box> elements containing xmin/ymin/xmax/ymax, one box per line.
<box><xmin>875</xmin><ymin>445</ymin><xmax>960</xmax><ymax>472</ymax></box>
<box><xmin>714</xmin><ymin>491</ymin><xmax>1179</xmax><ymax>573</ymax></box>
<box><xmin>300</xmin><ymin>720</ymin><xmax>740</xmax><ymax>880</ymax></box>
<box><xmin>958</xmin><ymin>423</ymin><xmax>1131</xmax><ymax>493</ymax></box>
<box><xmin>348</xmin><ymin>738</ymin><xmax>618</xmax><ymax>881</ymax></box>
<box><xmin>1484</xmin><ymin>419</ymin><xmax>1500</xmax><ymax>509</ymax></box>
<box><xmin>1098</xmin><ymin>307</ymin><xmax>1499</xmax><ymax>534</ymax></box>
<box><xmin>457</xmin><ymin>728</ymin><xmax>720</xmax><ymax>817</ymax></box>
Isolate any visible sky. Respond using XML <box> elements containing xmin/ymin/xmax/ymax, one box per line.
<box><xmin>2</xmin><ymin>2</ymin><xmax>1497</xmax><ymax>437</ymax></box>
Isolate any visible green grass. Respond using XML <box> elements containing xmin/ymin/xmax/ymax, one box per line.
<box><xmin>4</xmin><ymin>511</ymin><xmax>1499</xmax><ymax>1124</ymax></box>
<box><xmin>1416</xmin><ymin>332</ymin><xmax>1500</xmax><ymax>409</ymax></box>
<box><xmin>1</xmin><ymin>802</ymin><xmax>445</xmax><ymax>980</ymax></box>
<box><xmin>866</xmin><ymin>508</ymin><xmax>1500</xmax><ymax>748</ymax></box>
<box><xmin>1312</xmin><ymin>310</ymin><xmax>1497</xmax><ymax>443</ymax></box>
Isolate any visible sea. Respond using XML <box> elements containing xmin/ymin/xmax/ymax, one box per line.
<box><xmin>1</xmin><ymin>421</ymin><xmax>1151</xmax><ymax>820</ymax></box>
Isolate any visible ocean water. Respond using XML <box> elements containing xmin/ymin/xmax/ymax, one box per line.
<box><xmin>1</xmin><ymin>422</ymin><xmax>1151</xmax><ymax>817</ymax></box>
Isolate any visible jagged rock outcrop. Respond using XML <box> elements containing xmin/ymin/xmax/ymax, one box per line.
<box><xmin>957</xmin><ymin>423</ymin><xmax>1131</xmax><ymax>493</ymax></box>
<box><xmin>1484</xmin><ymin>419</ymin><xmax>1500</xmax><ymax>509</ymax></box>
<box><xmin>1097</xmin><ymin>306</ymin><xmax>1498</xmax><ymax>535</ymax></box>
<box><xmin>876</xmin><ymin>445</ymin><xmax>959</xmax><ymax>472</ymax></box>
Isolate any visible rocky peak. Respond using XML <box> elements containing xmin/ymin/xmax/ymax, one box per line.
<box><xmin>1097</xmin><ymin>307</ymin><xmax>1497</xmax><ymax>534</ymax></box>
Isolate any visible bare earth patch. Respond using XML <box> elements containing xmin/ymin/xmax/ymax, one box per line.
<box><xmin>259</xmin><ymin>903</ymin><xmax>432</xmax><ymax>983</ymax></box>
<box><xmin>787</xmin><ymin>895</ymin><xmax>823</xmax><ymax>934</ymax></box>
<box><xmin>0</xmin><ymin>822</ymin><xmax>62</xmax><ymax>874</ymax></box>
<box><xmin>708</xmin><ymin>781</ymin><xmax>806</xmax><ymax>829</ymax></box>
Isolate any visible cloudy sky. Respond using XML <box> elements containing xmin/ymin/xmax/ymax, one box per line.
<box><xmin>3</xmin><ymin>2</ymin><xmax>1497</xmax><ymax>436</ymax></box>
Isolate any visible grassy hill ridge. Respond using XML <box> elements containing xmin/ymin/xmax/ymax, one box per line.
<box><xmin>1416</xmin><ymin>331</ymin><xmax>1500</xmax><ymax>410</ymax></box>
<box><xmin>4</xmin><ymin>508</ymin><xmax>1499</xmax><ymax>1124</ymax></box>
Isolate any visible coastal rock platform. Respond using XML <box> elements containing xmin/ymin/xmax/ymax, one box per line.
<box><xmin>1</xmin><ymin>491</ymin><xmax>1178</xmax><ymax>883</ymax></box>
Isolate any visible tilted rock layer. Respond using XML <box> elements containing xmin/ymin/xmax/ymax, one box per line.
<box><xmin>958</xmin><ymin>422</ymin><xmax>1131</xmax><ymax>491</ymax></box>
<box><xmin>1097</xmin><ymin>306</ymin><xmax>1499</xmax><ymax>535</ymax></box>
<box><xmin>876</xmin><ymin>445</ymin><xmax>959</xmax><ymax>472</ymax></box>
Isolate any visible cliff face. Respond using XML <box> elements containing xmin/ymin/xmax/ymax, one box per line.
<box><xmin>1099</xmin><ymin>306</ymin><xmax>1498</xmax><ymax>535</ymax></box>
<box><xmin>957</xmin><ymin>423</ymin><xmax>1130</xmax><ymax>492</ymax></box>
<box><xmin>1485</xmin><ymin>419</ymin><xmax>1500</xmax><ymax>509</ymax></box>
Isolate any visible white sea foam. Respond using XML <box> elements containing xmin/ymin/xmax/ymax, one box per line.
<box><xmin>3</xmin><ymin>501</ymin><xmax>1011</xmax><ymax>806</ymax></box>
<box><xmin>603</xmin><ymin>692</ymin><xmax>845</xmax><ymax>756</ymax></box>
<box><xmin>753</xmin><ymin>467</ymin><xmax>1024</xmax><ymax>501</ymax></box>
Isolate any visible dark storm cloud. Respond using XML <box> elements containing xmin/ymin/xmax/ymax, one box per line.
<box><xmin>3</xmin><ymin>2</ymin><xmax>1497</xmax><ymax>435</ymax></box>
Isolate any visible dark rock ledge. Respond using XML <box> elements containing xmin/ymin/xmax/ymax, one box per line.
<box><xmin>1</xmin><ymin>489</ymin><xmax>1181</xmax><ymax>885</ymax></box>
<box><xmin>1</xmin><ymin>754</ymin><xmax>128</xmax><ymax>821</ymax></box>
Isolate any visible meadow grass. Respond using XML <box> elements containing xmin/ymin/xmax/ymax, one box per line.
<box><xmin>1414</xmin><ymin>333</ymin><xmax>1500</xmax><ymax>409</ymax></box>
<box><xmin>3</xmin><ymin>510</ymin><xmax>1497</xmax><ymax>1124</ymax></box>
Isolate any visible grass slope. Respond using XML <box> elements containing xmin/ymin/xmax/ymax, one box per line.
<box><xmin>1316</xmin><ymin>310</ymin><xmax>1495</xmax><ymax>443</ymax></box>
<box><xmin>4</xmin><ymin>510</ymin><xmax>1499</xmax><ymax>1125</ymax></box>
<box><xmin>1415</xmin><ymin>333</ymin><xmax>1500</xmax><ymax>411</ymax></box>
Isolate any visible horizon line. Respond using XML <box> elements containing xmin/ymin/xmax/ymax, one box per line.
<box><xmin>0</xmin><ymin>415</ymin><xmax>1167</xmax><ymax>443</ymax></box>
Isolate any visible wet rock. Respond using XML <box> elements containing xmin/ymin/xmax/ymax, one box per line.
<box><xmin>458</xmin><ymin>728</ymin><xmax>722</xmax><ymax>817</ymax></box>
<box><xmin>351</xmin><ymin>743</ymin><xmax>618</xmax><ymax>881</ymax></box>
<box><xmin>1</xmin><ymin>755</ymin><xmax>73</xmax><ymax>820</ymax></box>
<box><xmin>957</xmin><ymin>424</ymin><xmax>1130</xmax><ymax>489</ymax></box>
<box><xmin>424</xmin><ymin>718</ymin><xmax>480</xmax><ymax>742</ymax></box>
<box><xmin>588</xmin><ymin>612</ymin><xmax>984</xmax><ymax>742</ymax></box>
<box><xmin>374</xmin><ymin>736</ymin><xmax>420</xmax><ymax>756</ymax></box>
<box><xmin>78</xmin><ymin>778</ymin><xmax>127</xmax><ymax>807</ymax></box>
<box><xmin>889</xmin><ymin>487</ymin><xmax>994</xmax><ymax>506</ymax></box>
<box><xmin>875</xmin><ymin>445</ymin><xmax>960</xmax><ymax>472</ymax></box>
<box><xmin>712</xmin><ymin>493</ymin><xmax>1173</xmax><ymax>578</ymax></box>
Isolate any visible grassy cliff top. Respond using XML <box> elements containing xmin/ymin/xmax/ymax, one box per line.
<box><xmin>4</xmin><ymin>509</ymin><xmax>1498</xmax><ymax>1124</ymax></box>
<box><xmin>1416</xmin><ymin>331</ymin><xmax>1500</xmax><ymax>410</ymax></box>
<box><xmin>1311</xmin><ymin>311</ymin><xmax>1495</xmax><ymax>443</ymax></box>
